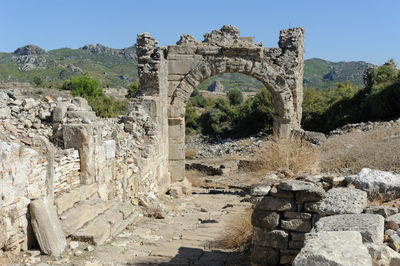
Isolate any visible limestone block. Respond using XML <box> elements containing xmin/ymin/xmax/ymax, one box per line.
<box><xmin>169</xmin><ymin>160</ymin><xmax>185</xmax><ymax>182</ymax></box>
<box><xmin>269</xmin><ymin>187</ymin><xmax>294</xmax><ymax>198</ymax></box>
<box><xmin>254</xmin><ymin>196</ymin><xmax>296</xmax><ymax>212</ymax></box>
<box><xmin>66</xmin><ymin>111</ymin><xmax>96</xmax><ymax>122</ymax></box>
<box><xmin>250</xmin><ymin>184</ymin><xmax>271</xmax><ymax>196</ymax></box>
<box><xmin>251</xmin><ymin>210</ymin><xmax>280</xmax><ymax>230</ymax></box>
<box><xmin>253</xmin><ymin>227</ymin><xmax>289</xmax><ymax>249</ymax></box>
<box><xmin>71</xmin><ymin>97</ymin><xmax>92</xmax><ymax>111</ymax></box>
<box><xmin>53</xmin><ymin>101</ymin><xmax>70</xmax><ymax>122</ymax></box>
<box><xmin>364</xmin><ymin>243</ymin><xmax>400</xmax><ymax>266</ymax></box>
<box><xmin>104</xmin><ymin>140</ymin><xmax>116</xmax><ymax>159</ymax></box>
<box><xmin>0</xmin><ymin>106</ymin><xmax>11</xmax><ymax>119</ymax></box>
<box><xmin>318</xmin><ymin>187</ymin><xmax>367</xmax><ymax>216</ymax></box>
<box><xmin>168</xmin><ymin>58</ymin><xmax>196</xmax><ymax>75</ymax></box>
<box><xmin>54</xmin><ymin>190</ymin><xmax>80</xmax><ymax>215</ymax></box>
<box><xmin>313</xmin><ymin>214</ymin><xmax>384</xmax><ymax>244</ymax></box>
<box><xmin>251</xmin><ymin>245</ymin><xmax>279</xmax><ymax>266</ymax></box>
<box><xmin>281</xmin><ymin>218</ymin><xmax>312</xmax><ymax>232</ymax></box>
<box><xmin>364</xmin><ymin>206</ymin><xmax>398</xmax><ymax>218</ymax></box>
<box><xmin>168</xmin><ymin>145</ymin><xmax>185</xmax><ymax>161</ymax></box>
<box><xmin>295</xmin><ymin>187</ymin><xmax>325</xmax><ymax>203</ymax></box>
<box><xmin>293</xmin><ymin>231</ymin><xmax>372</xmax><ymax>266</ymax></box>
<box><xmin>167</xmin><ymin>45</ymin><xmax>197</xmax><ymax>55</ymax></box>
<box><xmin>62</xmin><ymin>124</ymin><xmax>93</xmax><ymax>149</ymax></box>
<box><xmin>283</xmin><ymin>212</ymin><xmax>312</xmax><ymax>219</ymax></box>
<box><xmin>30</xmin><ymin>198</ymin><xmax>67</xmax><ymax>256</ymax></box>
<box><xmin>279</xmin><ymin>180</ymin><xmax>320</xmax><ymax>191</ymax></box>
<box><xmin>346</xmin><ymin>168</ymin><xmax>400</xmax><ymax>201</ymax></box>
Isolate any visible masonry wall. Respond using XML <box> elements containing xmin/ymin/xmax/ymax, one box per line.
<box><xmin>251</xmin><ymin>180</ymin><xmax>325</xmax><ymax>266</ymax></box>
<box><xmin>0</xmin><ymin>142</ymin><xmax>81</xmax><ymax>251</ymax></box>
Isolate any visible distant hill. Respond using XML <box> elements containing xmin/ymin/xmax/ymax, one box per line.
<box><xmin>0</xmin><ymin>43</ymin><xmax>372</xmax><ymax>90</ymax></box>
<box><xmin>304</xmin><ymin>58</ymin><xmax>374</xmax><ymax>90</ymax></box>
<box><xmin>0</xmin><ymin>44</ymin><xmax>138</xmax><ymax>87</ymax></box>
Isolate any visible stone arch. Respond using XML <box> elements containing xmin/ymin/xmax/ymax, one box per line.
<box><xmin>169</xmin><ymin>57</ymin><xmax>294</xmax><ymax>135</ymax></box>
<box><xmin>136</xmin><ymin>25</ymin><xmax>305</xmax><ymax>184</ymax></box>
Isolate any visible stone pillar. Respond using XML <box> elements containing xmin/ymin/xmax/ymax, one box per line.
<box><xmin>278</xmin><ymin>28</ymin><xmax>305</xmax><ymax>130</ymax></box>
<box><xmin>63</xmin><ymin>124</ymin><xmax>95</xmax><ymax>185</ymax></box>
<box><xmin>168</xmin><ymin>117</ymin><xmax>185</xmax><ymax>182</ymax></box>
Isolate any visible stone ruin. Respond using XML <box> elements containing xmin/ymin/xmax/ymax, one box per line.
<box><xmin>0</xmin><ymin>25</ymin><xmax>305</xmax><ymax>257</ymax></box>
<box><xmin>137</xmin><ymin>24</ymin><xmax>305</xmax><ymax>182</ymax></box>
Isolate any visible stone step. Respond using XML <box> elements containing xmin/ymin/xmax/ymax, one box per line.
<box><xmin>71</xmin><ymin>201</ymin><xmax>139</xmax><ymax>245</ymax></box>
<box><xmin>55</xmin><ymin>183</ymin><xmax>98</xmax><ymax>215</ymax></box>
<box><xmin>61</xmin><ymin>199</ymin><xmax>113</xmax><ymax>237</ymax></box>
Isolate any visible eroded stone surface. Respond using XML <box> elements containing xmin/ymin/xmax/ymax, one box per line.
<box><xmin>313</xmin><ymin>214</ymin><xmax>384</xmax><ymax>244</ymax></box>
<box><xmin>318</xmin><ymin>187</ymin><xmax>367</xmax><ymax>215</ymax></box>
<box><xmin>293</xmin><ymin>231</ymin><xmax>372</xmax><ymax>266</ymax></box>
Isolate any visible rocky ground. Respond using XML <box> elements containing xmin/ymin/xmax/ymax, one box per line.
<box><xmin>6</xmin><ymin>185</ymin><xmax>252</xmax><ymax>266</ymax></box>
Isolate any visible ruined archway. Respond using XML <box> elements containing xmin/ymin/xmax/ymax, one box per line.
<box><xmin>136</xmin><ymin>25</ymin><xmax>304</xmax><ymax>185</ymax></box>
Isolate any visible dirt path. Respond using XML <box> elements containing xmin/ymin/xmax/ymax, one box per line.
<box><xmin>31</xmin><ymin>187</ymin><xmax>252</xmax><ymax>266</ymax></box>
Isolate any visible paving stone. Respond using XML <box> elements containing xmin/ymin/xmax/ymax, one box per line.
<box><xmin>313</xmin><ymin>214</ymin><xmax>384</xmax><ymax>244</ymax></box>
<box><xmin>61</xmin><ymin>199</ymin><xmax>113</xmax><ymax>236</ymax></box>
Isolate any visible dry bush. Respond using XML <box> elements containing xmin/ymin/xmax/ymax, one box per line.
<box><xmin>186</xmin><ymin>169</ymin><xmax>207</xmax><ymax>187</ymax></box>
<box><xmin>319</xmin><ymin>125</ymin><xmax>400</xmax><ymax>174</ymax></box>
<box><xmin>185</xmin><ymin>149</ymin><xmax>197</xmax><ymax>159</ymax></box>
<box><xmin>257</xmin><ymin>136</ymin><xmax>319</xmax><ymax>178</ymax></box>
<box><xmin>219</xmin><ymin>208</ymin><xmax>253</xmax><ymax>249</ymax></box>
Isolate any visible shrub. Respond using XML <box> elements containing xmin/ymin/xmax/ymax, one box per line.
<box><xmin>62</xmin><ymin>74</ymin><xmax>103</xmax><ymax>98</ymax></box>
<box><xmin>185</xmin><ymin>103</ymin><xmax>200</xmax><ymax>134</ymax></box>
<box><xmin>219</xmin><ymin>208</ymin><xmax>252</xmax><ymax>249</ymax></box>
<box><xmin>33</xmin><ymin>76</ymin><xmax>43</xmax><ymax>87</ymax></box>
<box><xmin>257</xmin><ymin>136</ymin><xmax>319</xmax><ymax>178</ymax></box>
<box><xmin>127</xmin><ymin>81</ymin><xmax>139</xmax><ymax>98</ymax></box>
<box><xmin>87</xmin><ymin>95</ymin><xmax>127</xmax><ymax>118</ymax></box>
<box><xmin>227</xmin><ymin>88</ymin><xmax>243</xmax><ymax>105</ymax></box>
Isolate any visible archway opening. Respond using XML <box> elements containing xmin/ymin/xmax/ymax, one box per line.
<box><xmin>184</xmin><ymin>73</ymin><xmax>275</xmax><ymax>139</ymax></box>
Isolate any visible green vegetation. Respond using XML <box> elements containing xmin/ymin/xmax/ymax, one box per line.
<box><xmin>0</xmin><ymin>45</ymin><xmax>137</xmax><ymax>88</ymax></box>
<box><xmin>185</xmin><ymin>87</ymin><xmax>274</xmax><ymax>138</ymax></box>
<box><xmin>227</xmin><ymin>88</ymin><xmax>243</xmax><ymax>105</ymax></box>
<box><xmin>62</xmin><ymin>75</ymin><xmax>127</xmax><ymax>118</ymax></box>
<box><xmin>302</xmin><ymin>60</ymin><xmax>400</xmax><ymax>133</ymax></box>
<box><xmin>33</xmin><ymin>76</ymin><xmax>43</xmax><ymax>87</ymax></box>
<box><xmin>127</xmin><ymin>81</ymin><xmax>139</xmax><ymax>98</ymax></box>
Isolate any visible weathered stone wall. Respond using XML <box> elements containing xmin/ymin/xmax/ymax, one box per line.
<box><xmin>251</xmin><ymin>180</ymin><xmax>325</xmax><ymax>265</ymax></box>
<box><xmin>0</xmin><ymin>141</ymin><xmax>81</xmax><ymax>251</ymax></box>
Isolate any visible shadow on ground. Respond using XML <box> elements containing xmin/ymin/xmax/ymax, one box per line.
<box><xmin>131</xmin><ymin>246</ymin><xmax>250</xmax><ymax>266</ymax></box>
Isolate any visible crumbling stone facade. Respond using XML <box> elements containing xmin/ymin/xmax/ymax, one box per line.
<box><xmin>137</xmin><ymin>25</ymin><xmax>305</xmax><ymax>182</ymax></box>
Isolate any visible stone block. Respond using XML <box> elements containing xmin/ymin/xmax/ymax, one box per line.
<box><xmin>62</xmin><ymin>124</ymin><xmax>93</xmax><ymax>149</ymax></box>
<box><xmin>168</xmin><ymin>118</ymin><xmax>184</xmax><ymax>138</ymax></box>
<box><xmin>279</xmin><ymin>180</ymin><xmax>320</xmax><ymax>191</ymax></box>
<box><xmin>293</xmin><ymin>231</ymin><xmax>372</xmax><ymax>266</ymax></box>
<box><xmin>167</xmin><ymin>45</ymin><xmax>197</xmax><ymax>55</ymax></box>
<box><xmin>269</xmin><ymin>186</ymin><xmax>294</xmax><ymax>198</ymax></box>
<box><xmin>0</xmin><ymin>107</ymin><xmax>11</xmax><ymax>119</ymax></box>
<box><xmin>251</xmin><ymin>245</ymin><xmax>279</xmax><ymax>266</ymax></box>
<box><xmin>318</xmin><ymin>187</ymin><xmax>367</xmax><ymax>216</ymax></box>
<box><xmin>255</xmin><ymin>196</ymin><xmax>296</xmax><ymax>212</ymax></box>
<box><xmin>364</xmin><ymin>206</ymin><xmax>398</xmax><ymax>218</ymax></box>
<box><xmin>280</xmin><ymin>250</ymin><xmax>299</xmax><ymax>265</ymax></box>
<box><xmin>253</xmin><ymin>227</ymin><xmax>289</xmax><ymax>249</ymax></box>
<box><xmin>313</xmin><ymin>214</ymin><xmax>384</xmax><ymax>244</ymax></box>
<box><xmin>169</xmin><ymin>160</ymin><xmax>185</xmax><ymax>182</ymax></box>
<box><xmin>168</xmin><ymin>58</ymin><xmax>196</xmax><ymax>75</ymax></box>
<box><xmin>304</xmin><ymin>201</ymin><xmax>320</xmax><ymax>213</ymax></box>
<box><xmin>250</xmin><ymin>184</ymin><xmax>271</xmax><ymax>196</ymax></box>
<box><xmin>288</xmin><ymin>240</ymin><xmax>304</xmax><ymax>249</ymax></box>
<box><xmin>283</xmin><ymin>211</ymin><xmax>312</xmax><ymax>219</ymax></box>
<box><xmin>291</xmin><ymin>232</ymin><xmax>306</xmax><ymax>241</ymax></box>
<box><xmin>104</xmin><ymin>140</ymin><xmax>116</xmax><ymax>159</ymax></box>
<box><xmin>281</xmin><ymin>218</ymin><xmax>312</xmax><ymax>232</ymax></box>
<box><xmin>30</xmin><ymin>198</ymin><xmax>67</xmax><ymax>256</ymax></box>
<box><xmin>295</xmin><ymin>187</ymin><xmax>325</xmax><ymax>203</ymax></box>
<box><xmin>251</xmin><ymin>210</ymin><xmax>280</xmax><ymax>230</ymax></box>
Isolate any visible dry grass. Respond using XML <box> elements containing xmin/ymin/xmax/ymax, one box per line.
<box><xmin>219</xmin><ymin>208</ymin><xmax>253</xmax><ymax>249</ymax></box>
<box><xmin>319</xmin><ymin>124</ymin><xmax>400</xmax><ymax>174</ymax></box>
<box><xmin>257</xmin><ymin>136</ymin><xmax>319</xmax><ymax>178</ymax></box>
<box><xmin>185</xmin><ymin>149</ymin><xmax>197</xmax><ymax>159</ymax></box>
<box><xmin>186</xmin><ymin>169</ymin><xmax>208</xmax><ymax>187</ymax></box>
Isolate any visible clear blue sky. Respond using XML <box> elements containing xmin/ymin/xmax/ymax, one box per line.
<box><xmin>0</xmin><ymin>0</ymin><xmax>399</xmax><ymax>65</ymax></box>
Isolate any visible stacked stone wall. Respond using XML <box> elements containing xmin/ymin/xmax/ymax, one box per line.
<box><xmin>251</xmin><ymin>180</ymin><xmax>325</xmax><ymax>265</ymax></box>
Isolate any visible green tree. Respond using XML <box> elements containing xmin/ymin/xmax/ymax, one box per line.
<box><xmin>127</xmin><ymin>81</ymin><xmax>139</xmax><ymax>98</ymax></box>
<box><xmin>62</xmin><ymin>74</ymin><xmax>103</xmax><ymax>98</ymax></box>
<box><xmin>227</xmin><ymin>88</ymin><xmax>243</xmax><ymax>105</ymax></box>
<box><xmin>33</xmin><ymin>76</ymin><xmax>43</xmax><ymax>87</ymax></box>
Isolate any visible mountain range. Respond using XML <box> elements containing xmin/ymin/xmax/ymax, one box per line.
<box><xmin>0</xmin><ymin>44</ymin><xmax>373</xmax><ymax>90</ymax></box>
